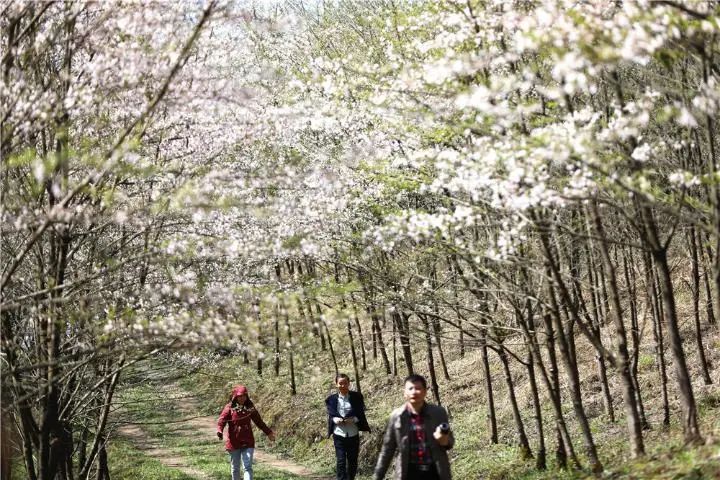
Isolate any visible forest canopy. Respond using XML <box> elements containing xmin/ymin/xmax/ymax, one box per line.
<box><xmin>2</xmin><ymin>0</ymin><xmax>720</xmax><ymax>479</ymax></box>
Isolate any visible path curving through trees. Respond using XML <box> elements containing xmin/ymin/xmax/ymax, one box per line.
<box><xmin>117</xmin><ymin>385</ymin><xmax>331</xmax><ymax>480</ymax></box>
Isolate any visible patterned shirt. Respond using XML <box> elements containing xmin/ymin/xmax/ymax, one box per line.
<box><xmin>408</xmin><ymin>409</ymin><xmax>433</xmax><ymax>466</ymax></box>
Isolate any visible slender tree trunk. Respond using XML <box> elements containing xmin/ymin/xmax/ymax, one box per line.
<box><xmin>540</xmin><ymin>312</ymin><xmax>575</xmax><ymax>469</ymax></box>
<box><xmin>349</xmin><ymin>293</ymin><xmax>367</xmax><ymax>370</ymax></box>
<box><xmin>419</xmin><ymin>314</ymin><xmax>441</xmax><ymax>405</ymax></box>
<box><xmin>370</xmin><ymin>306</ymin><xmax>378</xmax><ymax>360</ymax></box>
<box><xmin>498</xmin><ymin>345</ymin><xmax>532</xmax><ymax>459</ymax></box>
<box><xmin>591</xmin><ymin>203</ymin><xmax>645</xmax><ymax>457</ymax></box>
<box><xmin>615</xmin><ymin>66</ymin><xmax>702</xmax><ymax>442</ymax></box>
<box><xmin>430</xmin><ymin>265</ymin><xmax>451</xmax><ymax>380</ymax></box>
<box><xmin>513</xmin><ymin>303</ymin><xmax>579</xmax><ymax>470</ymax></box>
<box><xmin>372</xmin><ymin>308</ymin><xmax>391</xmax><ymax>374</ymax></box>
<box><xmin>391</xmin><ymin>312</ymin><xmax>398</xmax><ymax>376</ymax></box>
<box><xmin>523</xmin><ymin>304</ymin><xmax>546</xmax><ymax>470</ymax></box>
<box><xmin>545</xmin><ymin>270</ymin><xmax>602</xmax><ymax>473</ymax></box>
<box><xmin>702</xmin><ymin>262</ymin><xmax>717</xmax><ymax>325</ymax></box>
<box><xmin>393</xmin><ymin>311</ymin><xmax>414</xmax><ymax>376</ymax></box>
<box><xmin>77</xmin><ymin>427</ymin><xmax>88</xmax><ymax>477</ymax></box>
<box><xmin>621</xmin><ymin>247</ymin><xmax>649</xmax><ymax>430</ymax></box>
<box><xmin>448</xmin><ymin>256</ymin><xmax>465</xmax><ymax>357</ymax></box>
<box><xmin>253</xmin><ymin>299</ymin><xmax>263</xmax><ymax>376</ymax></box>
<box><xmin>646</xmin><ymin>253</ymin><xmax>670</xmax><ymax>426</ymax></box>
<box><xmin>78</xmin><ymin>359</ymin><xmax>122</xmax><ymax>480</ymax></box>
<box><xmin>689</xmin><ymin>227</ymin><xmax>713</xmax><ymax>385</ymax></box>
<box><xmin>336</xmin><ymin>263</ymin><xmax>362</xmax><ymax>392</ymax></box>
<box><xmin>654</xmin><ymin>247</ymin><xmax>701</xmax><ymax>442</ymax></box>
<box><xmin>273</xmin><ymin>302</ymin><xmax>281</xmax><ymax>377</ymax></box>
<box><xmin>586</xmin><ymin>246</ymin><xmax>615</xmax><ymax>422</ymax></box>
<box><xmin>95</xmin><ymin>439</ymin><xmax>109</xmax><ymax>480</ymax></box>
<box><xmin>318</xmin><ymin>304</ymin><xmax>339</xmax><ymax>377</ymax></box>
<box><xmin>280</xmin><ymin>297</ymin><xmax>297</xmax><ymax>395</ymax></box>
<box><xmin>479</xmin><ymin>328</ymin><xmax>498</xmax><ymax>444</ymax></box>
<box><xmin>305</xmin><ymin>297</ymin><xmax>326</xmax><ymax>351</ymax></box>
<box><xmin>701</xmin><ymin>234</ymin><xmax>717</xmax><ymax>325</ymax></box>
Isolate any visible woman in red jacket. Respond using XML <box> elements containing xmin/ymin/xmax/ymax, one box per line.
<box><xmin>217</xmin><ymin>385</ymin><xmax>275</xmax><ymax>480</ymax></box>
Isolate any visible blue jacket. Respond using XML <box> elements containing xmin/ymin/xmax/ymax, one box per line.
<box><xmin>325</xmin><ymin>391</ymin><xmax>371</xmax><ymax>437</ymax></box>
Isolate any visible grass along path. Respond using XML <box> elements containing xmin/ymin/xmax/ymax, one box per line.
<box><xmin>114</xmin><ymin>382</ymin><xmax>331</xmax><ymax>480</ymax></box>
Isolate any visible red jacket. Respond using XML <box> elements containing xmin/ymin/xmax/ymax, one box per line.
<box><xmin>217</xmin><ymin>386</ymin><xmax>273</xmax><ymax>450</ymax></box>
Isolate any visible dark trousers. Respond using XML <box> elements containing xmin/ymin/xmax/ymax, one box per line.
<box><xmin>333</xmin><ymin>434</ymin><xmax>359</xmax><ymax>480</ymax></box>
<box><xmin>407</xmin><ymin>463</ymin><xmax>440</xmax><ymax>480</ymax></box>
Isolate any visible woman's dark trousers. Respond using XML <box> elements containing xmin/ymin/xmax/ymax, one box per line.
<box><xmin>333</xmin><ymin>434</ymin><xmax>359</xmax><ymax>480</ymax></box>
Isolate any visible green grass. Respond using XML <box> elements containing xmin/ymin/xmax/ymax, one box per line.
<box><xmin>168</xmin><ymin>350</ymin><xmax>720</xmax><ymax>480</ymax></box>
<box><xmin>112</xmin><ymin>381</ymin><xmax>308</xmax><ymax>480</ymax></box>
<box><xmin>108</xmin><ymin>439</ymin><xmax>198</xmax><ymax>480</ymax></box>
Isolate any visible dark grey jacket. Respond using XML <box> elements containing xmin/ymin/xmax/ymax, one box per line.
<box><xmin>373</xmin><ymin>403</ymin><xmax>454</xmax><ymax>480</ymax></box>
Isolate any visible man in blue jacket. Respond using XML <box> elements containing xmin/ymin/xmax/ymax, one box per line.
<box><xmin>325</xmin><ymin>373</ymin><xmax>370</xmax><ymax>480</ymax></box>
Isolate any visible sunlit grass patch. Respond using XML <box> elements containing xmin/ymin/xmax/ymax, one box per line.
<box><xmin>107</xmin><ymin>439</ymin><xmax>197</xmax><ymax>480</ymax></box>
<box><xmin>114</xmin><ymin>381</ymin><xmax>311</xmax><ymax>480</ymax></box>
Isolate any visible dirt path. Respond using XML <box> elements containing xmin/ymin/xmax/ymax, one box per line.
<box><xmin>118</xmin><ymin>387</ymin><xmax>331</xmax><ymax>479</ymax></box>
<box><xmin>118</xmin><ymin>422</ymin><xmax>213</xmax><ymax>480</ymax></box>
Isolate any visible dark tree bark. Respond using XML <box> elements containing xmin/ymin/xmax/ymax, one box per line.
<box><xmin>372</xmin><ymin>308</ymin><xmax>391</xmax><ymax>375</ymax></box>
<box><xmin>646</xmin><ymin>253</ymin><xmax>671</xmax><ymax>426</ymax></box>
<box><xmin>349</xmin><ymin>293</ymin><xmax>367</xmax><ymax>371</ymax></box>
<box><xmin>419</xmin><ymin>314</ymin><xmax>441</xmax><ymax>405</ymax></box>
<box><xmin>430</xmin><ymin>265</ymin><xmax>451</xmax><ymax>381</ymax></box>
<box><xmin>280</xmin><ymin>298</ymin><xmax>296</xmax><ymax>395</ymax></box>
<box><xmin>392</xmin><ymin>310</ymin><xmax>414</xmax><ymax>376</ymax></box>
<box><xmin>540</xmin><ymin>311</ymin><xmax>575</xmax><ymax>469</ymax></box>
<box><xmin>253</xmin><ymin>299</ymin><xmax>263</xmax><ymax>376</ymax></box>
<box><xmin>688</xmin><ymin>227</ymin><xmax>713</xmax><ymax>385</ymax></box>
<box><xmin>591</xmin><ymin>203</ymin><xmax>645</xmax><ymax>457</ymax></box>
<box><xmin>700</xmin><ymin>233</ymin><xmax>717</xmax><ymax>325</ymax></box>
<box><xmin>654</xmin><ymin>246</ymin><xmax>701</xmax><ymax>441</ymax></box>
<box><xmin>317</xmin><ymin>302</ymin><xmax>339</xmax><ymax>377</ymax></box>
<box><xmin>273</xmin><ymin>301</ymin><xmax>281</xmax><ymax>377</ymax></box>
<box><xmin>497</xmin><ymin>344</ymin><xmax>532</xmax><ymax>459</ymax></box>
<box><xmin>448</xmin><ymin>256</ymin><xmax>465</xmax><ymax>357</ymax></box>
<box><xmin>621</xmin><ymin>247</ymin><xmax>649</xmax><ymax>430</ymax></box>
<box><xmin>613</xmin><ymin>68</ymin><xmax>701</xmax><ymax>443</ymax></box>
<box><xmin>479</xmin><ymin>328</ymin><xmax>498</xmax><ymax>445</ymax></box>
<box><xmin>541</xmin><ymin>250</ymin><xmax>602</xmax><ymax>473</ymax></box>
<box><xmin>585</xmin><ymin>242</ymin><xmax>615</xmax><ymax>422</ymax></box>
<box><xmin>523</xmin><ymin>303</ymin><xmax>546</xmax><ymax>470</ymax></box>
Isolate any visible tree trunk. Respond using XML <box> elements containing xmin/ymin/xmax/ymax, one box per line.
<box><xmin>689</xmin><ymin>227</ymin><xmax>713</xmax><ymax>385</ymax></box>
<box><xmin>654</xmin><ymin>247</ymin><xmax>701</xmax><ymax>442</ymax></box>
<box><xmin>253</xmin><ymin>299</ymin><xmax>263</xmax><ymax>377</ymax></box>
<box><xmin>479</xmin><ymin>328</ymin><xmax>498</xmax><ymax>444</ymax></box>
<box><xmin>646</xmin><ymin>253</ymin><xmax>671</xmax><ymax>426</ymax></box>
<box><xmin>701</xmin><ymin>234</ymin><xmax>717</xmax><ymax>325</ymax></box>
<box><xmin>273</xmin><ymin>302</ymin><xmax>281</xmax><ymax>377</ymax></box>
<box><xmin>281</xmin><ymin>297</ymin><xmax>297</xmax><ymax>395</ymax></box>
<box><xmin>430</xmin><ymin>265</ymin><xmax>451</xmax><ymax>380</ymax></box>
<box><xmin>621</xmin><ymin>247</ymin><xmax>649</xmax><ymax>430</ymax></box>
<box><xmin>544</xmin><ymin>270</ymin><xmax>602</xmax><ymax>473</ymax></box>
<box><xmin>419</xmin><ymin>314</ymin><xmax>441</xmax><ymax>405</ymax></box>
<box><xmin>586</xmin><ymin>244</ymin><xmax>615</xmax><ymax>422</ymax></box>
<box><xmin>591</xmin><ymin>203</ymin><xmax>645</xmax><ymax>457</ymax></box>
<box><xmin>448</xmin><ymin>256</ymin><xmax>465</xmax><ymax>357</ymax></box>
<box><xmin>349</xmin><ymin>293</ymin><xmax>367</xmax><ymax>371</ymax></box>
<box><xmin>523</xmin><ymin>304</ymin><xmax>546</xmax><ymax>470</ymax></box>
<box><xmin>393</xmin><ymin>310</ymin><xmax>413</xmax><ymax>376</ymax></box>
<box><xmin>498</xmin><ymin>345</ymin><xmax>532</xmax><ymax>459</ymax></box>
<box><xmin>372</xmin><ymin>309</ymin><xmax>391</xmax><ymax>374</ymax></box>
<box><xmin>540</xmin><ymin>312</ymin><xmax>576</xmax><ymax>469</ymax></box>
<box><xmin>318</xmin><ymin>303</ymin><xmax>339</xmax><ymax>377</ymax></box>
